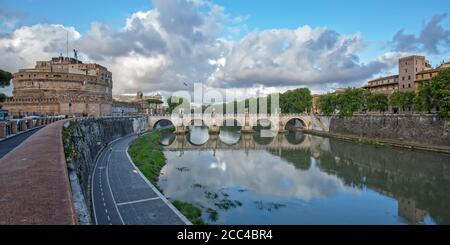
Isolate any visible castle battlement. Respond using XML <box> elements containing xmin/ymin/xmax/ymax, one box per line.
<box><xmin>2</xmin><ymin>57</ymin><xmax>113</xmax><ymax>117</ymax></box>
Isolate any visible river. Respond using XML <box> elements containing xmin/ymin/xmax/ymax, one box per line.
<box><xmin>157</xmin><ymin>126</ymin><xmax>450</xmax><ymax>225</ymax></box>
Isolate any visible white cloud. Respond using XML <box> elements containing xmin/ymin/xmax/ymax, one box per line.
<box><xmin>0</xmin><ymin>0</ymin><xmax>396</xmax><ymax>98</ymax></box>
<box><xmin>209</xmin><ymin>26</ymin><xmax>389</xmax><ymax>88</ymax></box>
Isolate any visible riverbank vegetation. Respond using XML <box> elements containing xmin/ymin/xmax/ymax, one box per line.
<box><xmin>128</xmin><ymin>132</ymin><xmax>166</xmax><ymax>185</ymax></box>
<box><xmin>172</xmin><ymin>200</ymin><xmax>204</xmax><ymax>225</ymax></box>
<box><xmin>129</xmin><ymin>132</ymin><xmax>208</xmax><ymax>225</ymax></box>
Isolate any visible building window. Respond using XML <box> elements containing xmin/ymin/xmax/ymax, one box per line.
<box><xmin>403</xmin><ymin>84</ymin><xmax>405</xmax><ymax>88</ymax></box>
<box><xmin>408</xmin><ymin>84</ymin><xmax>411</xmax><ymax>88</ymax></box>
<box><xmin>405</xmin><ymin>69</ymin><xmax>407</xmax><ymax>73</ymax></box>
<box><xmin>402</xmin><ymin>76</ymin><xmax>405</xmax><ymax>81</ymax></box>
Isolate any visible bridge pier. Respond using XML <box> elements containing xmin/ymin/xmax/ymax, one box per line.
<box><xmin>174</xmin><ymin>125</ymin><xmax>187</xmax><ymax>135</ymax></box>
<box><xmin>278</xmin><ymin>121</ymin><xmax>286</xmax><ymax>133</ymax></box>
<box><xmin>208</xmin><ymin>125</ymin><xmax>220</xmax><ymax>135</ymax></box>
<box><xmin>241</xmin><ymin>125</ymin><xmax>253</xmax><ymax>134</ymax></box>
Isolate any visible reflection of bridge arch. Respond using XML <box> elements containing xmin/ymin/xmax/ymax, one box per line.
<box><xmin>285</xmin><ymin>131</ymin><xmax>306</xmax><ymax>145</ymax></box>
<box><xmin>186</xmin><ymin>126</ymin><xmax>210</xmax><ymax>146</ymax></box>
<box><xmin>165</xmin><ymin>132</ymin><xmax>316</xmax><ymax>151</ymax></box>
<box><xmin>252</xmin><ymin>132</ymin><xmax>275</xmax><ymax>145</ymax></box>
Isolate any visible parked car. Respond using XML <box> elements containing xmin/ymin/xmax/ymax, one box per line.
<box><xmin>0</xmin><ymin>109</ymin><xmax>8</xmax><ymax>121</ymax></box>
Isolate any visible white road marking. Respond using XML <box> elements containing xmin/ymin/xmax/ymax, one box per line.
<box><xmin>116</xmin><ymin>197</ymin><xmax>161</xmax><ymax>206</ymax></box>
<box><xmin>105</xmin><ymin>146</ymin><xmax>125</xmax><ymax>225</ymax></box>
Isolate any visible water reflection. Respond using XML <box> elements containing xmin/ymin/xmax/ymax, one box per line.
<box><xmin>219</xmin><ymin>126</ymin><xmax>241</xmax><ymax>145</ymax></box>
<box><xmin>187</xmin><ymin>125</ymin><xmax>209</xmax><ymax>145</ymax></box>
<box><xmin>158</xmin><ymin>126</ymin><xmax>450</xmax><ymax>225</ymax></box>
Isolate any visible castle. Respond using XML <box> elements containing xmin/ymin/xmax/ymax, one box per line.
<box><xmin>1</xmin><ymin>55</ymin><xmax>113</xmax><ymax>117</ymax></box>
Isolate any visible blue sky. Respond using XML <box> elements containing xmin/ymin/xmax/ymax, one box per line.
<box><xmin>3</xmin><ymin>0</ymin><xmax>448</xmax><ymax>39</ymax></box>
<box><xmin>1</xmin><ymin>0</ymin><xmax>449</xmax><ymax>96</ymax></box>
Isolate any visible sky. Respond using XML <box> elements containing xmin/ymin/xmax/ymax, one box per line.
<box><xmin>1</xmin><ymin>0</ymin><xmax>449</xmax><ymax>100</ymax></box>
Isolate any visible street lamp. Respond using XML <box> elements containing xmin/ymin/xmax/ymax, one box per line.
<box><xmin>183</xmin><ymin>80</ymin><xmax>204</xmax><ymax>113</ymax></box>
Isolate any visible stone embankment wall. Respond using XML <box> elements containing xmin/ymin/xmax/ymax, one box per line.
<box><xmin>327</xmin><ymin>115</ymin><xmax>450</xmax><ymax>147</ymax></box>
<box><xmin>63</xmin><ymin>117</ymin><xmax>147</xmax><ymax>224</ymax></box>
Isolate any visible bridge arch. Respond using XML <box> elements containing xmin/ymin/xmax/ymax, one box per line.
<box><xmin>152</xmin><ymin>119</ymin><xmax>175</xmax><ymax>131</ymax></box>
<box><xmin>221</xmin><ymin>118</ymin><xmax>242</xmax><ymax>127</ymax></box>
<box><xmin>254</xmin><ymin>118</ymin><xmax>272</xmax><ymax>130</ymax></box>
<box><xmin>188</xmin><ymin>119</ymin><xmax>206</xmax><ymax>127</ymax></box>
<box><xmin>284</xmin><ymin>117</ymin><xmax>307</xmax><ymax>131</ymax></box>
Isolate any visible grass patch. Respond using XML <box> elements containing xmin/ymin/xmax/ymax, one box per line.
<box><xmin>128</xmin><ymin>132</ymin><xmax>166</xmax><ymax>185</ymax></box>
<box><xmin>128</xmin><ymin>133</ymin><xmax>206</xmax><ymax>225</ymax></box>
<box><xmin>172</xmin><ymin>200</ymin><xmax>205</xmax><ymax>225</ymax></box>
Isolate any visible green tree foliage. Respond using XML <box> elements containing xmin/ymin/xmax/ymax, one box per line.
<box><xmin>318</xmin><ymin>93</ymin><xmax>338</xmax><ymax>116</ymax></box>
<box><xmin>280</xmin><ymin>88</ymin><xmax>312</xmax><ymax>113</ymax></box>
<box><xmin>336</xmin><ymin>88</ymin><xmax>366</xmax><ymax>116</ymax></box>
<box><xmin>0</xmin><ymin>69</ymin><xmax>12</xmax><ymax>87</ymax></box>
<box><xmin>167</xmin><ymin>96</ymin><xmax>190</xmax><ymax>113</ymax></box>
<box><xmin>429</xmin><ymin>68</ymin><xmax>450</xmax><ymax>118</ymax></box>
<box><xmin>0</xmin><ymin>92</ymin><xmax>6</xmax><ymax>103</ymax></box>
<box><xmin>389</xmin><ymin>91</ymin><xmax>416</xmax><ymax>111</ymax></box>
<box><xmin>414</xmin><ymin>84</ymin><xmax>434</xmax><ymax>113</ymax></box>
<box><xmin>366</xmin><ymin>92</ymin><xmax>389</xmax><ymax>112</ymax></box>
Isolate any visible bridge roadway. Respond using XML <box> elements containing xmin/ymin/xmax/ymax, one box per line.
<box><xmin>92</xmin><ymin>134</ymin><xmax>190</xmax><ymax>225</ymax></box>
<box><xmin>0</xmin><ymin>127</ymin><xmax>41</xmax><ymax>159</ymax></box>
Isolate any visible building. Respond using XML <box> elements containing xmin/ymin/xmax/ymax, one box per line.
<box><xmin>362</xmin><ymin>75</ymin><xmax>399</xmax><ymax>94</ymax></box>
<box><xmin>415</xmin><ymin>61</ymin><xmax>450</xmax><ymax>91</ymax></box>
<box><xmin>363</xmin><ymin>55</ymin><xmax>432</xmax><ymax>94</ymax></box>
<box><xmin>112</xmin><ymin>100</ymin><xmax>139</xmax><ymax>116</ymax></box>
<box><xmin>113</xmin><ymin>92</ymin><xmax>165</xmax><ymax>115</ymax></box>
<box><xmin>398</xmin><ymin>55</ymin><xmax>431</xmax><ymax>91</ymax></box>
<box><xmin>2</xmin><ymin>55</ymin><xmax>113</xmax><ymax>117</ymax></box>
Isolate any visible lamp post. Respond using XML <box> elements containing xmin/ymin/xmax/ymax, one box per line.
<box><xmin>183</xmin><ymin>80</ymin><xmax>204</xmax><ymax>114</ymax></box>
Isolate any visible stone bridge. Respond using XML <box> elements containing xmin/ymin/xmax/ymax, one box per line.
<box><xmin>149</xmin><ymin>113</ymin><xmax>314</xmax><ymax>134</ymax></box>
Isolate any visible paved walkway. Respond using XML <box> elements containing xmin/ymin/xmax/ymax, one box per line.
<box><xmin>92</xmin><ymin>134</ymin><xmax>190</xmax><ymax>225</ymax></box>
<box><xmin>0</xmin><ymin>127</ymin><xmax>41</xmax><ymax>159</ymax></box>
<box><xmin>0</xmin><ymin>121</ymin><xmax>77</xmax><ymax>225</ymax></box>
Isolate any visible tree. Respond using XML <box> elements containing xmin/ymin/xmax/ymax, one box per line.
<box><xmin>0</xmin><ymin>69</ymin><xmax>12</xmax><ymax>87</ymax></box>
<box><xmin>0</xmin><ymin>92</ymin><xmax>6</xmax><ymax>102</ymax></box>
<box><xmin>280</xmin><ymin>88</ymin><xmax>312</xmax><ymax>113</ymax></box>
<box><xmin>414</xmin><ymin>83</ymin><xmax>434</xmax><ymax>113</ymax></box>
<box><xmin>167</xmin><ymin>96</ymin><xmax>190</xmax><ymax>113</ymax></box>
<box><xmin>318</xmin><ymin>93</ymin><xmax>338</xmax><ymax>116</ymax></box>
<box><xmin>336</xmin><ymin>88</ymin><xmax>366</xmax><ymax>116</ymax></box>
<box><xmin>429</xmin><ymin>68</ymin><xmax>450</xmax><ymax>118</ymax></box>
<box><xmin>389</xmin><ymin>91</ymin><xmax>416</xmax><ymax>111</ymax></box>
<box><xmin>366</xmin><ymin>92</ymin><xmax>389</xmax><ymax>112</ymax></box>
